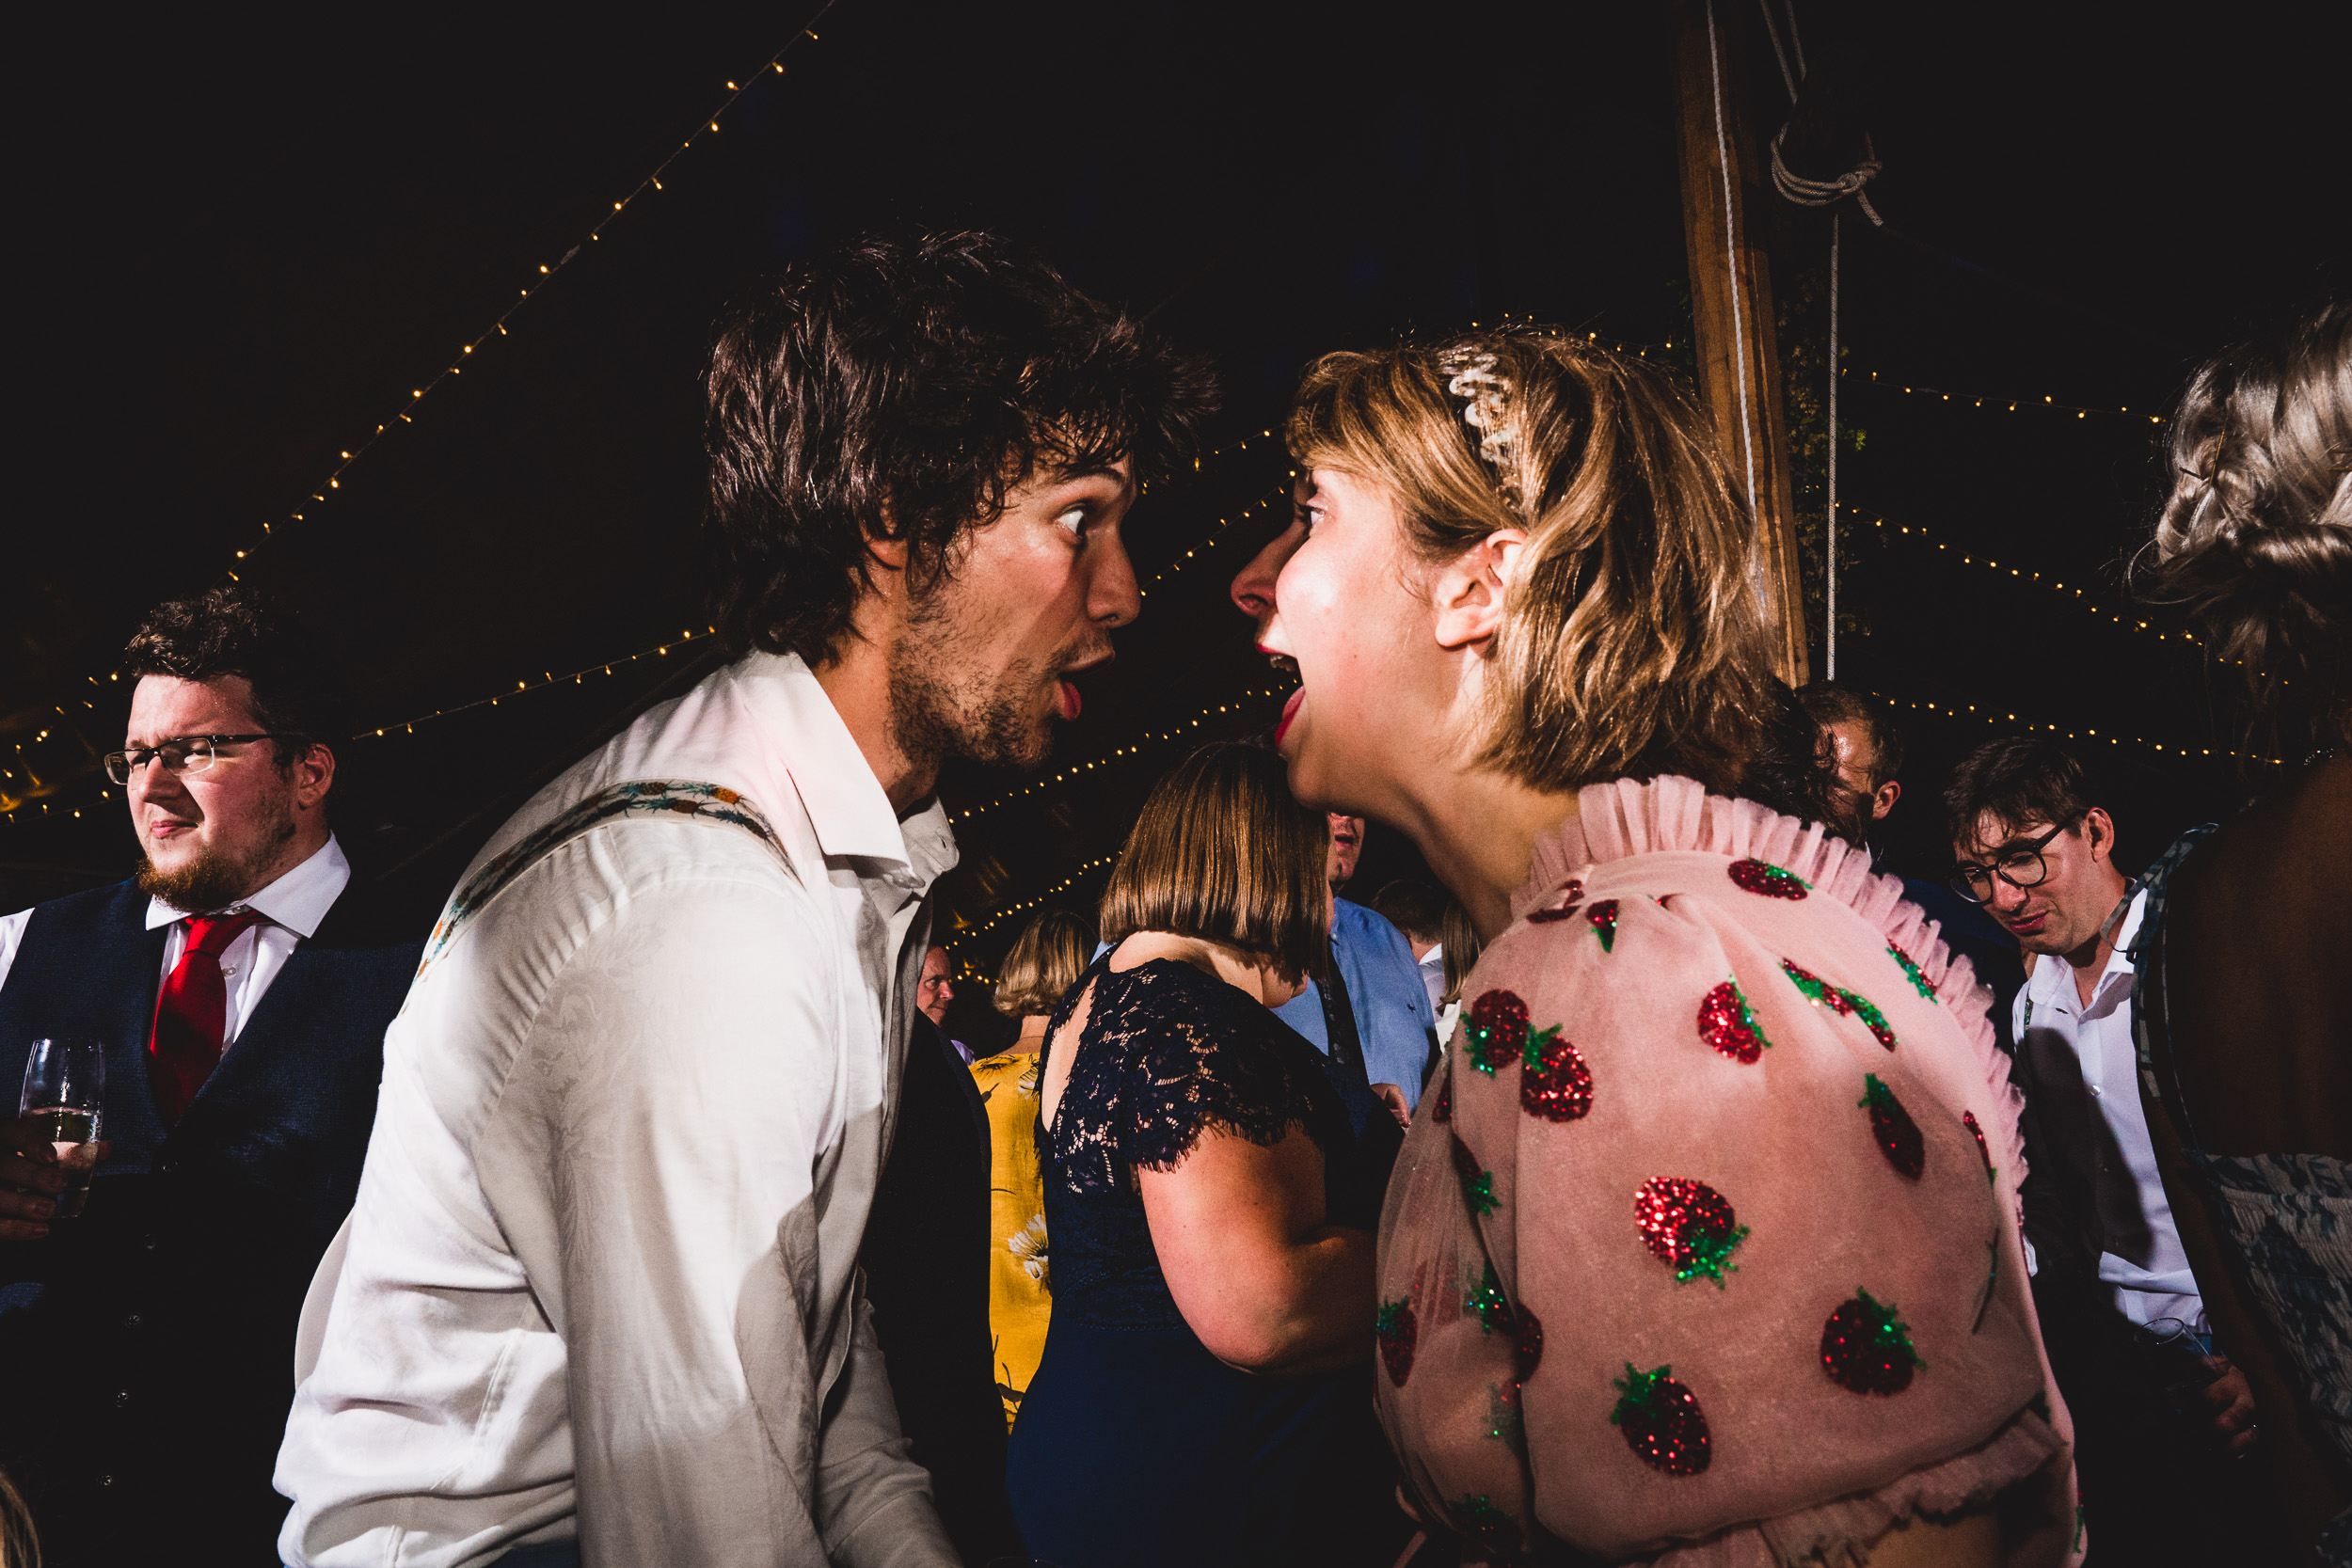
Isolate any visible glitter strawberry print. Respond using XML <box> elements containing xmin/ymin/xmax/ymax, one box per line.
<box><xmin>1887</xmin><ymin>942</ymin><xmax>1936</xmax><ymax>999</ymax></box>
<box><xmin>1821</xmin><ymin>1288</ymin><xmax>1927</xmax><ymax>1394</ymax></box>
<box><xmin>1728</xmin><ymin>858</ymin><xmax>1809</xmax><ymax>899</ymax></box>
<box><xmin>1453</xmin><ymin>1134</ymin><xmax>1499</xmax><ymax>1217</ymax></box>
<box><xmin>1861</xmin><ymin>1073</ymin><xmax>1925</xmax><ymax>1179</ymax></box>
<box><xmin>1697</xmin><ymin>979</ymin><xmax>1772</xmax><ymax>1063</ymax></box>
<box><xmin>1633</xmin><ymin>1177</ymin><xmax>1749</xmax><ymax>1287</ymax></box>
<box><xmin>1375</xmin><ymin>1296</ymin><xmax>1418</xmax><ymax>1387</ymax></box>
<box><xmin>1609</xmin><ymin>1363</ymin><xmax>1712</xmax><ymax>1476</ymax></box>
<box><xmin>1464</xmin><ymin>1261</ymin><xmax>1514</xmax><ymax>1335</ymax></box>
<box><xmin>1962</xmin><ymin>1110</ymin><xmax>1994</xmax><ymax>1182</ymax></box>
<box><xmin>1514</xmin><ymin>1304</ymin><xmax>1545</xmax><ymax>1380</ymax></box>
<box><xmin>1519</xmin><ymin>1025</ymin><xmax>1595</xmax><ymax>1122</ymax></box>
<box><xmin>1781</xmin><ymin>959</ymin><xmax>1899</xmax><ymax>1051</ymax></box>
<box><xmin>1465</xmin><ymin>990</ymin><xmax>1530</xmax><ymax>1076</ymax></box>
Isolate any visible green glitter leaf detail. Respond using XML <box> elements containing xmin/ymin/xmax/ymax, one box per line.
<box><xmin>1463</xmin><ymin>1169</ymin><xmax>1498</xmax><ymax>1216</ymax></box>
<box><xmin>1843</xmin><ymin>988</ymin><xmax>1899</xmax><ymax>1050</ymax></box>
<box><xmin>1453</xmin><ymin>1495</ymin><xmax>1516</xmax><ymax>1548</ymax></box>
<box><xmin>1519</xmin><ymin>1022</ymin><xmax>1560</xmax><ymax>1069</ymax></box>
<box><xmin>1464</xmin><ymin>1262</ymin><xmax>1512</xmax><ymax>1334</ymax></box>
<box><xmin>1887</xmin><ymin>942</ymin><xmax>1936</xmax><ymax>999</ymax></box>
<box><xmin>1676</xmin><ymin>1221</ymin><xmax>1750</xmax><ymax>1287</ymax></box>
<box><xmin>1375</xmin><ymin>1298</ymin><xmax>1411</xmax><ymax>1337</ymax></box>
<box><xmin>1465</xmin><ymin>1024</ymin><xmax>1510</xmax><ymax>1076</ymax></box>
<box><xmin>1853</xmin><ymin>1287</ymin><xmax>1928</xmax><ymax>1370</ymax></box>
<box><xmin>1860</xmin><ymin>1072</ymin><xmax>1898</xmax><ymax>1112</ymax></box>
<box><xmin>1609</xmin><ymin>1361</ymin><xmax>1675</xmax><ymax>1423</ymax></box>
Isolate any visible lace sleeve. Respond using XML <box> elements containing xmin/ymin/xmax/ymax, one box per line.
<box><xmin>1103</xmin><ymin>962</ymin><xmax>1324</xmax><ymax>1174</ymax></box>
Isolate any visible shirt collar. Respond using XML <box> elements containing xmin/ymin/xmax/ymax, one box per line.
<box><xmin>731</xmin><ymin>653</ymin><xmax>956</xmax><ymax>886</ymax></box>
<box><xmin>146</xmin><ymin>832</ymin><xmax>352</xmax><ymax>937</ymax></box>
<box><xmin>2021</xmin><ymin>885</ymin><xmax>2146</xmax><ymax>1013</ymax></box>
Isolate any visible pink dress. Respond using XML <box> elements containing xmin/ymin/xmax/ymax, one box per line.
<box><xmin>1375</xmin><ymin>778</ymin><xmax>2083</xmax><ymax>1567</ymax></box>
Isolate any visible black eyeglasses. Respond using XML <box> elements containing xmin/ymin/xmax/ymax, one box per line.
<box><xmin>102</xmin><ymin>734</ymin><xmax>290</xmax><ymax>785</ymax></box>
<box><xmin>1949</xmin><ymin>816</ymin><xmax>2081</xmax><ymax>904</ymax></box>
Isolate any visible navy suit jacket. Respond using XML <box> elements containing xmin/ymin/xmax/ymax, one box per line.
<box><xmin>0</xmin><ymin>876</ymin><xmax>420</xmax><ymax>1567</ymax></box>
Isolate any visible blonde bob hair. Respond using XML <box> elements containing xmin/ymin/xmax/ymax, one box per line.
<box><xmin>993</xmin><ymin>909</ymin><xmax>1096</xmax><ymax>1018</ymax></box>
<box><xmin>1287</xmin><ymin>329</ymin><xmax>1780</xmax><ymax>796</ymax></box>
<box><xmin>1099</xmin><ymin>742</ymin><xmax>1330</xmax><ymax>984</ymax></box>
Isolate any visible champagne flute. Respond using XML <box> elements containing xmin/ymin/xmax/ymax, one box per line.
<box><xmin>19</xmin><ymin>1037</ymin><xmax>105</xmax><ymax>1218</ymax></box>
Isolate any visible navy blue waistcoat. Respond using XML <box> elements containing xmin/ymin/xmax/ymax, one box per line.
<box><xmin>0</xmin><ymin>875</ymin><xmax>421</xmax><ymax>1566</ymax></box>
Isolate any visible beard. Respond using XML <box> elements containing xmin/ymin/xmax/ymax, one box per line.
<box><xmin>135</xmin><ymin>800</ymin><xmax>297</xmax><ymax>913</ymax></box>
<box><xmin>886</xmin><ymin>581</ymin><xmax>1071</xmax><ymax>775</ymax></box>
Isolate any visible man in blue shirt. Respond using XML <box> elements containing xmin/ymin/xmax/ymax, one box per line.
<box><xmin>1272</xmin><ymin>813</ymin><xmax>1438</xmax><ymax>1113</ymax></box>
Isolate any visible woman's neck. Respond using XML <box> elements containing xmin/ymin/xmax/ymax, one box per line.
<box><xmin>1008</xmin><ymin>1014</ymin><xmax>1052</xmax><ymax>1054</ymax></box>
<box><xmin>1110</xmin><ymin>931</ymin><xmax>1303</xmax><ymax>1007</ymax></box>
<box><xmin>1398</xmin><ymin>765</ymin><xmax>1581</xmax><ymax>943</ymax></box>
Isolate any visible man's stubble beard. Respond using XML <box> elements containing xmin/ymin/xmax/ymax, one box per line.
<box><xmin>887</xmin><ymin>581</ymin><xmax>1061</xmax><ymax>776</ymax></box>
<box><xmin>135</xmin><ymin>797</ymin><xmax>298</xmax><ymax>913</ymax></box>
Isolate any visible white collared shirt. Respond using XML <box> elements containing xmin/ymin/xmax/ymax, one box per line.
<box><xmin>0</xmin><ymin>834</ymin><xmax>351</xmax><ymax>1044</ymax></box>
<box><xmin>275</xmin><ymin>652</ymin><xmax>960</xmax><ymax>1568</ymax></box>
<box><xmin>2010</xmin><ymin>889</ymin><xmax>2205</xmax><ymax>1329</ymax></box>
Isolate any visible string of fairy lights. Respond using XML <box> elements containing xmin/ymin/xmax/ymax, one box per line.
<box><xmin>1849</xmin><ymin>368</ymin><xmax>2168</xmax><ymax>424</ymax></box>
<box><xmin>955</xmin><ymin>855</ymin><xmax>1121</xmax><ymax>943</ymax></box>
<box><xmin>1869</xmin><ymin>690</ymin><xmax>2284</xmax><ymax>768</ymax></box>
<box><xmin>952</xmin><ymin>684</ymin><xmax>1295</xmax><ymax>825</ymax></box>
<box><xmin>1142</xmin><ymin>483</ymin><xmax>1291</xmax><ymax>594</ymax></box>
<box><xmin>1866</xmin><ymin>518</ymin><xmax>2216</xmax><ymax>653</ymax></box>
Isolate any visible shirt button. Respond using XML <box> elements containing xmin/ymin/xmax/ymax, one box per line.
<box><xmin>2090</xmin><ymin>1085</ymin><xmax>2105</xmax><ymax>1098</ymax></box>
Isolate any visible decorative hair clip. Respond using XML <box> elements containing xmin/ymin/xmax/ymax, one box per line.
<box><xmin>1438</xmin><ymin>347</ymin><xmax>1521</xmax><ymax>508</ymax></box>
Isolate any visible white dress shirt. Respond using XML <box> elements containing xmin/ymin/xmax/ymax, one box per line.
<box><xmin>275</xmin><ymin>652</ymin><xmax>960</xmax><ymax>1568</ymax></box>
<box><xmin>0</xmin><ymin>834</ymin><xmax>352</xmax><ymax>1042</ymax></box>
<box><xmin>2010</xmin><ymin>889</ymin><xmax>2205</xmax><ymax>1329</ymax></box>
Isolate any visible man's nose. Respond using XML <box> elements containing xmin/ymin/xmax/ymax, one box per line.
<box><xmin>1089</xmin><ymin>530</ymin><xmax>1143</xmax><ymax>629</ymax></box>
<box><xmin>1989</xmin><ymin>877</ymin><xmax>2029</xmax><ymax>913</ymax></box>
<box><xmin>1230</xmin><ymin>523</ymin><xmax>1304</xmax><ymax>630</ymax></box>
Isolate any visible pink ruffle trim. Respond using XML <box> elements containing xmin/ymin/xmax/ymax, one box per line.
<box><xmin>1651</xmin><ymin>1406</ymin><xmax>2063</xmax><ymax>1568</ymax></box>
<box><xmin>1520</xmin><ymin>774</ymin><xmax>2027</xmax><ymax>1185</ymax></box>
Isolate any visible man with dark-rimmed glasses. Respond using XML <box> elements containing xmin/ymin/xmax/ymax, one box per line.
<box><xmin>1945</xmin><ymin>736</ymin><xmax>2259</xmax><ymax>1563</ymax></box>
<box><xmin>0</xmin><ymin>585</ymin><xmax>422</xmax><ymax>1567</ymax></box>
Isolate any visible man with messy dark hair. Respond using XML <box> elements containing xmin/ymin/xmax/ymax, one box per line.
<box><xmin>279</xmin><ymin>233</ymin><xmax>1215</xmax><ymax>1568</ymax></box>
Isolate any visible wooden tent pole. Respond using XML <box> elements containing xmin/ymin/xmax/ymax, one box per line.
<box><xmin>1670</xmin><ymin>0</ymin><xmax>1810</xmax><ymax>688</ymax></box>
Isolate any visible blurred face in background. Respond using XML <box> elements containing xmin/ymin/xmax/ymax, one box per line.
<box><xmin>1326</xmin><ymin>814</ymin><xmax>1363</xmax><ymax>890</ymax></box>
<box><xmin>1820</xmin><ymin>719</ymin><xmax>1899</xmax><ymax>846</ymax></box>
<box><xmin>916</xmin><ymin>944</ymin><xmax>956</xmax><ymax>1025</ymax></box>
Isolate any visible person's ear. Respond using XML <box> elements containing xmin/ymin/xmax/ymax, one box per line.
<box><xmin>294</xmin><ymin>744</ymin><xmax>336</xmax><ymax>811</ymax></box>
<box><xmin>2081</xmin><ymin>806</ymin><xmax>2116</xmax><ymax>864</ymax></box>
<box><xmin>1432</xmin><ymin>530</ymin><xmax>1529</xmax><ymax>651</ymax></box>
<box><xmin>1871</xmin><ymin>779</ymin><xmax>1901</xmax><ymax>820</ymax></box>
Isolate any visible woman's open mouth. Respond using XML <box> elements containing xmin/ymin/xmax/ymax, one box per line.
<box><xmin>1274</xmin><ymin>687</ymin><xmax>1305</xmax><ymax>744</ymax></box>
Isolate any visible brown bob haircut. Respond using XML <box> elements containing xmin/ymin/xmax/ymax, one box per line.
<box><xmin>1287</xmin><ymin>329</ymin><xmax>1781</xmax><ymax>797</ymax></box>
<box><xmin>993</xmin><ymin>909</ymin><xmax>1096</xmax><ymax>1018</ymax></box>
<box><xmin>1098</xmin><ymin>743</ymin><xmax>1329</xmax><ymax>984</ymax></box>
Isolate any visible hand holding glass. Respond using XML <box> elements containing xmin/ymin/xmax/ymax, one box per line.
<box><xmin>19</xmin><ymin>1038</ymin><xmax>105</xmax><ymax>1218</ymax></box>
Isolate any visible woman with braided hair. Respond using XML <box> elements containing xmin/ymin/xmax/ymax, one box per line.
<box><xmin>2132</xmin><ymin>296</ymin><xmax>2350</xmax><ymax>1560</ymax></box>
<box><xmin>1229</xmin><ymin>330</ymin><xmax>2083</xmax><ymax>1565</ymax></box>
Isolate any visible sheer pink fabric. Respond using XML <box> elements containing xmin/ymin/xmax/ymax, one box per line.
<box><xmin>1375</xmin><ymin>778</ymin><xmax>2082</xmax><ymax>1566</ymax></box>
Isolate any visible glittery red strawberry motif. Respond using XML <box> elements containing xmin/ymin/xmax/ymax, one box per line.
<box><xmin>1861</xmin><ymin>1073</ymin><xmax>1924</xmax><ymax>1179</ymax></box>
<box><xmin>1586</xmin><ymin>898</ymin><xmax>1620</xmax><ymax>952</ymax></box>
<box><xmin>1375</xmin><ymin>1296</ymin><xmax>1418</xmax><ymax>1386</ymax></box>
<box><xmin>1453</xmin><ymin>1134</ymin><xmax>1498</xmax><ymax>1216</ymax></box>
<box><xmin>1431</xmin><ymin>1074</ymin><xmax>1452</xmax><ymax>1122</ymax></box>
<box><xmin>1464</xmin><ymin>1261</ymin><xmax>1513</xmax><ymax>1335</ymax></box>
<box><xmin>1729</xmin><ymin>858</ymin><xmax>1810</xmax><ymax>899</ymax></box>
<box><xmin>1888</xmin><ymin>942</ymin><xmax>1936</xmax><ymax>999</ymax></box>
<box><xmin>1609</xmin><ymin>1363</ymin><xmax>1711</xmax><ymax>1476</ymax></box>
<box><xmin>1519</xmin><ymin>1027</ymin><xmax>1595</xmax><ymax>1121</ymax></box>
<box><xmin>1781</xmin><ymin>959</ymin><xmax>1899</xmax><ymax>1050</ymax></box>
<box><xmin>1514</xmin><ymin>1304</ymin><xmax>1545</xmax><ymax>1380</ymax></box>
<box><xmin>1821</xmin><ymin>1288</ymin><xmax>1927</xmax><ymax>1394</ymax></box>
<box><xmin>1452</xmin><ymin>1495</ymin><xmax>1518</xmax><ymax>1555</ymax></box>
<box><xmin>1466</xmin><ymin>990</ymin><xmax>1530</xmax><ymax>1075</ymax></box>
<box><xmin>1962</xmin><ymin>1110</ymin><xmax>1994</xmax><ymax>1182</ymax></box>
<box><xmin>1698</xmin><ymin>979</ymin><xmax>1772</xmax><ymax>1063</ymax></box>
<box><xmin>1633</xmin><ymin>1177</ymin><xmax>1749</xmax><ymax>1287</ymax></box>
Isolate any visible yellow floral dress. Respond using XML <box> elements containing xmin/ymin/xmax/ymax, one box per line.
<box><xmin>972</xmin><ymin>1049</ymin><xmax>1052</xmax><ymax>1428</ymax></box>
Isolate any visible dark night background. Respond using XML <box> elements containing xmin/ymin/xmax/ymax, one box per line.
<box><xmin>5</xmin><ymin>2</ymin><xmax>2344</xmax><ymax>1053</ymax></box>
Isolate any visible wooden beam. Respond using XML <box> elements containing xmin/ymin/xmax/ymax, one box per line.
<box><xmin>1670</xmin><ymin>0</ymin><xmax>1809</xmax><ymax>688</ymax></box>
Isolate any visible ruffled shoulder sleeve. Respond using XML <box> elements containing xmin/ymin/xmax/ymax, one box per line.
<box><xmin>1525</xmin><ymin>774</ymin><xmax>2024</xmax><ymax>1182</ymax></box>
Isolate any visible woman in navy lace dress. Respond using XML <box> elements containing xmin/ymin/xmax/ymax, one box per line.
<box><xmin>1006</xmin><ymin>743</ymin><xmax>1405</xmax><ymax>1566</ymax></box>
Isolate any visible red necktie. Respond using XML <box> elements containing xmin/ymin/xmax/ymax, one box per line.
<box><xmin>149</xmin><ymin>910</ymin><xmax>267</xmax><ymax>1124</ymax></box>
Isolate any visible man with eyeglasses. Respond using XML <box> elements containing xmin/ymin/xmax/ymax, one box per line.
<box><xmin>0</xmin><ymin>587</ymin><xmax>421</xmax><ymax>1567</ymax></box>
<box><xmin>1945</xmin><ymin>737</ymin><xmax>2259</xmax><ymax>1564</ymax></box>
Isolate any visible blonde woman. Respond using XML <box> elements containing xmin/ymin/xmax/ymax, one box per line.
<box><xmin>973</xmin><ymin>908</ymin><xmax>1095</xmax><ymax>1427</ymax></box>
<box><xmin>1230</xmin><ymin>331</ymin><xmax>2081</xmax><ymax>1566</ymax></box>
<box><xmin>1006</xmin><ymin>742</ymin><xmax>1406</xmax><ymax>1567</ymax></box>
